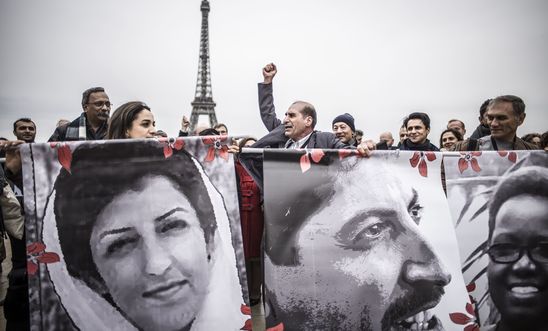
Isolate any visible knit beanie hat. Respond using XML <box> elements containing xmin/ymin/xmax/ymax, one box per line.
<box><xmin>332</xmin><ymin>113</ymin><xmax>355</xmax><ymax>132</ymax></box>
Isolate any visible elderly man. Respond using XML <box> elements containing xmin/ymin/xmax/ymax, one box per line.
<box><xmin>240</xmin><ymin>63</ymin><xmax>372</xmax><ymax>190</ymax></box>
<box><xmin>452</xmin><ymin>95</ymin><xmax>538</xmax><ymax>151</ymax></box>
<box><xmin>48</xmin><ymin>87</ymin><xmax>111</xmax><ymax>141</ymax></box>
<box><xmin>447</xmin><ymin>119</ymin><xmax>466</xmax><ymax>139</ymax></box>
<box><xmin>332</xmin><ymin>113</ymin><xmax>357</xmax><ymax>146</ymax></box>
<box><xmin>258</xmin><ymin>63</ymin><xmax>363</xmax><ymax>148</ymax></box>
<box><xmin>379</xmin><ymin>131</ymin><xmax>397</xmax><ymax>150</ymax></box>
<box><xmin>263</xmin><ymin>154</ymin><xmax>451</xmax><ymax>330</ymax></box>
<box><xmin>12</xmin><ymin>118</ymin><xmax>36</xmax><ymax>143</ymax></box>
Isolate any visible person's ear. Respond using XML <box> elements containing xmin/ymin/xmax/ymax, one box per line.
<box><xmin>305</xmin><ymin>116</ymin><xmax>313</xmax><ymax>127</ymax></box>
<box><xmin>518</xmin><ymin>113</ymin><xmax>526</xmax><ymax>126</ymax></box>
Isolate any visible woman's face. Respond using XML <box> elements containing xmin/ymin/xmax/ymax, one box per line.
<box><xmin>441</xmin><ymin>131</ymin><xmax>458</xmax><ymax>149</ymax></box>
<box><xmin>126</xmin><ymin>109</ymin><xmax>156</xmax><ymax>139</ymax></box>
<box><xmin>488</xmin><ymin>194</ymin><xmax>548</xmax><ymax>326</ymax></box>
<box><xmin>90</xmin><ymin>175</ymin><xmax>211</xmax><ymax>331</ymax></box>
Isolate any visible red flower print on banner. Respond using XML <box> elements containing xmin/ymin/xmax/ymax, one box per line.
<box><xmin>240</xmin><ymin>304</ymin><xmax>252</xmax><ymax>330</ymax></box>
<box><xmin>498</xmin><ymin>150</ymin><xmax>517</xmax><ymax>163</ymax></box>
<box><xmin>449</xmin><ymin>303</ymin><xmax>479</xmax><ymax>331</ymax></box>
<box><xmin>202</xmin><ymin>136</ymin><xmax>229</xmax><ymax>162</ymax></box>
<box><xmin>267</xmin><ymin>323</ymin><xmax>284</xmax><ymax>331</ymax></box>
<box><xmin>458</xmin><ymin>152</ymin><xmax>482</xmax><ymax>174</ymax></box>
<box><xmin>50</xmin><ymin>142</ymin><xmax>72</xmax><ymax>173</ymax></box>
<box><xmin>158</xmin><ymin>137</ymin><xmax>185</xmax><ymax>158</ymax></box>
<box><xmin>300</xmin><ymin>149</ymin><xmax>325</xmax><ymax>173</ymax></box>
<box><xmin>409</xmin><ymin>151</ymin><xmax>436</xmax><ymax>177</ymax></box>
<box><xmin>27</xmin><ymin>242</ymin><xmax>60</xmax><ymax>276</ymax></box>
<box><xmin>466</xmin><ymin>282</ymin><xmax>476</xmax><ymax>292</ymax></box>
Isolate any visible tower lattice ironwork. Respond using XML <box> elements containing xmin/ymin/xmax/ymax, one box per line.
<box><xmin>189</xmin><ymin>0</ymin><xmax>217</xmax><ymax>133</ymax></box>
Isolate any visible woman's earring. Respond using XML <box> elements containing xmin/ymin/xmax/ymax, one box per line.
<box><xmin>207</xmin><ymin>254</ymin><xmax>211</xmax><ymax>261</ymax></box>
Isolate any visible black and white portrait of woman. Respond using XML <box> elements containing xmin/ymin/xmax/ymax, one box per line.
<box><xmin>21</xmin><ymin>139</ymin><xmax>247</xmax><ymax>330</ymax></box>
<box><xmin>262</xmin><ymin>150</ymin><xmax>470</xmax><ymax>331</ymax></box>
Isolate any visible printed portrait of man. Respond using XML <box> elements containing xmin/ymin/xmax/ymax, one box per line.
<box><xmin>263</xmin><ymin>152</ymin><xmax>455</xmax><ymax>331</ymax></box>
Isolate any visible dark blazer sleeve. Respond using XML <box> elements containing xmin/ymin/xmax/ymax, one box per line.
<box><xmin>48</xmin><ymin>125</ymin><xmax>67</xmax><ymax>142</ymax></box>
<box><xmin>311</xmin><ymin>131</ymin><xmax>352</xmax><ymax>149</ymax></box>
<box><xmin>258</xmin><ymin>83</ymin><xmax>282</xmax><ymax>132</ymax></box>
<box><xmin>238</xmin><ymin>124</ymin><xmax>288</xmax><ymax>193</ymax></box>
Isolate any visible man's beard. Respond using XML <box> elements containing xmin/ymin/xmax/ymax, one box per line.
<box><xmin>381</xmin><ymin>283</ymin><xmax>445</xmax><ymax>331</ymax></box>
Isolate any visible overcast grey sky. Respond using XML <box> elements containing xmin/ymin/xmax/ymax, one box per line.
<box><xmin>1</xmin><ymin>0</ymin><xmax>547</xmax><ymax>144</ymax></box>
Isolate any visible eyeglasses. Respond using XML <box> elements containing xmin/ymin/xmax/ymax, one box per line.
<box><xmin>487</xmin><ymin>243</ymin><xmax>548</xmax><ymax>264</ymax></box>
<box><xmin>87</xmin><ymin>101</ymin><xmax>112</xmax><ymax>108</ymax></box>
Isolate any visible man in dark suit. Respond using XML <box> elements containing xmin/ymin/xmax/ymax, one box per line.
<box><xmin>240</xmin><ymin>63</ymin><xmax>372</xmax><ymax>190</ymax></box>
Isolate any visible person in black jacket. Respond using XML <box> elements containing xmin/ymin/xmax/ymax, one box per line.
<box><xmin>399</xmin><ymin>112</ymin><xmax>439</xmax><ymax>151</ymax></box>
<box><xmin>48</xmin><ymin>87</ymin><xmax>111</xmax><ymax>142</ymax></box>
<box><xmin>469</xmin><ymin>98</ymin><xmax>492</xmax><ymax>140</ymax></box>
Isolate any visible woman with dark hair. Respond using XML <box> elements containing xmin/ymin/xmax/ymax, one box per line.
<box><xmin>485</xmin><ymin>154</ymin><xmax>548</xmax><ymax>331</ymax></box>
<box><xmin>51</xmin><ymin>140</ymin><xmax>246</xmax><ymax>330</ymax></box>
<box><xmin>439</xmin><ymin>128</ymin><xmax>463</xmax><ymax>151</ymax></box>
<box><xmin>107</xmin><ymin>101</ymin><xmax>156</xmax><ymax>139</ymax></box>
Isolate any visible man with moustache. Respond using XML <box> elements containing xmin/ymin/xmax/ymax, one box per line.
<box><xmin>263</xmin><ymin>154</ymin><xmax>451</xmax><ymax>331</ymax></box>
<box><xmin>485</xmin><ymin>154</ymin><xmax>548</xmax><ymax>331</ymax></box>
<box><xmin>240</xmin><ymin>64</ymin><xmax>373</xmax><ymax>191</ymax></box>
<box><xmin>48</xmin><ymin>87</ymin><xmax>111</xmax><ymax>141</ymax></box>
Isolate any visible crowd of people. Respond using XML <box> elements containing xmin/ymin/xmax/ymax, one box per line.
<box><xmin>0</xmin><ymin>62</ymin><xmax>547</xmax><ymax>330</ymax></box>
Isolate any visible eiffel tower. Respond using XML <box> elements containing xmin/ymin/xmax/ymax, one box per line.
<box><xmin>189</xmin><ymin>0</ymin><xmax>217</xmax><ymax>133</ymax></box>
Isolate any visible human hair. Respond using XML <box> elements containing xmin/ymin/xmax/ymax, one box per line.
<box><xmin>447</xmin><ymin>119</ymin><xmax>465</xmax><ymax>130</ymax></box>
<box><xmin>13</xmin><ymin>118</ymin><xmax>36</xmax><ymax>131</ymax></box>
<box><xmin>265</xmin><ymin>152</ymin><xmax>338</xmax><ymax>265</ymax></box>
<box><xmin>488</xmin><ymin>160</ymin><xmax>548</xmax><ymax>242</ymax></box>
<box><xmin>542</xmin><ymin>131</ymin><xmax>548</xmax><ymax>149</ymax></box>
<box><xmin>81</xmin><ymin>87</ymin><xmax>106</xmax><ymax>108</ymax></box>
<box><xmin>291</xmin><ymin>101</ymin><xmax>317</xmax><ymax>128</ymax></box>
<box><xmin>107</xmin><ymin>101</ymin><xmax>151</xmax><ymax>139</ymax></box>
<box><xmin>214</xmin><ymin>123</ymin><xmax>227</xmax><ymax>132</ymax></box>
<box><xmin>404</xmin><ymin>112</ymin><xmax>431</xmax><ymax>130</ymax></box>
<box><xmin>479</xmin><ymin>99</ymin><xmax>492</xmax><ymax>118</ymax></box>
<box><xmin>488</xmin><ymin>95</ymin><xmax>525</xmax><ymax>117</ymax></box>
<box><xmin>238</xmin><ymin>137</ymin><xmax>257</xmax><ymax>150</ymax></box>
<box><xmin>199</xmin><ymin>128</ymin><xmax>220</xmax><ymax>136</ymax></box>
<box><xmin>54</xmin><ymin>140</ymin><xmax>217</xmax><ymax>300</ymax></box>
<box><xmin>521</xmin><ymin>133</ymin><xmax>541</xmax><ymax>145</ymax></box>
<box><xmin>355</xmin><ymin>130</ymin><xmax>364</xmax><ymax>136</ymax></box>
<box><xmin>439</xmin><ymin>128</ymin><xmax>463</xmax><ymax>147</ymax></box>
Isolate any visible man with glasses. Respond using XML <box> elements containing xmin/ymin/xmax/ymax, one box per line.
<box><xmin>48</xmin><ymin>87</ymin><xmax>111</xmax><ymax>141</ymax></box>
<box><xmin>485</xmin><ymin>156</ymin><xmax>548</xmax><ymax>331</ymax></box>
